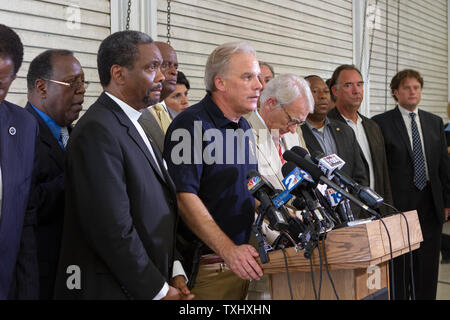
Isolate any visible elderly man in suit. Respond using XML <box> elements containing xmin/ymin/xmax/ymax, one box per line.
<box><xmin>0</xmin><ymin>24</ymin><xmax>39</xmax><ymax>300</ymax></box>
<box><xmin>54</xmin><ymin>31</ymin><xmax>192</xmax><ymax>300</ymax></box>
<box><xmin>25</xmin><ymin>49</ymin><xmax>86</xmax><ymax>299</ymax></box>
<box><xmin>373</xmin><ymin>69</ymin><xmax>450</xmax><ymax>300</ymax></box>
<box><xmin>139</xmin><ymin>42</ymin><xmax>179</xmax><ymax>153</ymax></box>
<box><xmin>247</xmin><ymin>73</ymin><xmax>312</xmax><ymax>190</ymax></box>
<box><xmin>327</xmin><ymin>65</ymin><xmax>393</xmax><ymax>216</ymax></box>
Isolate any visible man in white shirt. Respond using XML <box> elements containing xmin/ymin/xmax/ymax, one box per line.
<box><xmin>327</xmin><ymin>64</ymin><xmax>393</xmax><ymax>216</ymax></box>
<box><xmin>54</xmin><ymin>30</ymin><xmax>192</xmax><ymax>300</ymax></box>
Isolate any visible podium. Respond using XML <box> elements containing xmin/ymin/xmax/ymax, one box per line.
<box><xmin>261</xmin><ymin>210</ymin><xmax>423</xmax><ymax>300</ymax></box>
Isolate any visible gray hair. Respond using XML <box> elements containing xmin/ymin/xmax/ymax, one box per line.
<box><xmin>260</xmin><ymin>73</ymin><xmax>314</xmax><ymax>113</ymax></box>
<box><xmin>204</xmin><ymin>41</ymin><xmax>256</xmax><ymax>93</ymax></box>
<box><xmin>259</xmin><ymin>61</ymin><xmax>275</xmax><ymax>77</ymax></box>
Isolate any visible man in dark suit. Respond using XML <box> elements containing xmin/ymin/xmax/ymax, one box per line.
<box><xmin>302</xmin><ymin>75</ymin><xmax>367</xmax><ymax>186</ymax></box>
<box><xmin>25</xmin><ymin>49</ymin><xmax>86</xmax><ymax>299</ymax></box>
<box><xmin>327</xmin><ymin>65</ymin><xmax>393</xmax><ymax>216</ymax></box>
<box><xmin>372</xmin><ymin>69</ymin><xmax>450</xmax><ymax>300</ymax></box>
<box><xmin>139</xmin><ymin>42</ymin><xmax>179</xmax><ymax>153</ymax></box>
<box><xmin>54</xmin><ymin>31</ymin><xmax>192</xmax><ymax>300</ymax></box>
<box><xmin>0</xmin><ymin>24</ymin><xmax>39</xmax><ymax>300</ymax></box>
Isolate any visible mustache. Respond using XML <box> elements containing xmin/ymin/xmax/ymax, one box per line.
<box><xmin>150</xmin><ymin>83</ymin><xmax>163</xmax><ymax>91</ymax></box>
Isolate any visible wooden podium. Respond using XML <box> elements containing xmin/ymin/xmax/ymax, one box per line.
<box><xmin>261</xmin><ymin>210</ymin><xmax>423</xmax><ymax>300</ymax></box>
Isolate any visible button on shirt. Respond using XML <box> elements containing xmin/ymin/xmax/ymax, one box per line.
<box><xmin>105</xmin><ymin>92</ymin><xmax>186</xmax><ymax>300</ymax></box>
<box><xmin>341</xmin><ymin>113</ymin><xmax>375</xmax><ymax>190</ymax></box>
<box><xmin>163</xmin><ymin>94</ymin><xmax>258</xmax><ymax>248</ymax></box>
<box><xmin>305</xmin><ymin>117</ymin><xmax>338</xmax><ymax>156</ymax></box>
<box><xmin>398</xmin><ymin>105</ymin><xmax>430</xmax><ymax>181</ymax></box>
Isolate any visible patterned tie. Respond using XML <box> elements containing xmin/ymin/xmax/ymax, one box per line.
<box><xmin>60</xmin><ymin>126</ymin><xmax>69</xmax><ymax>149</ymax></box>
<box><xmin>153</xmin><ymin>103</ymin><xmax>172</xmax><ymax>134</ymax></box>
<box><xmin>277</xmin><ymin>138</ymin><xmax>286</xmax><ymax>165</ymax></box>
<box><xmin>409</xmin><ymin>112</ymin><xmax>427</xmax><ymax>190</ymax></box>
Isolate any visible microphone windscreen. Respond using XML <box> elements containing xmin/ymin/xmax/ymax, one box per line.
<box><xmin>281</xmin><ymin>162</ymin><xmax>297</xmax><ymax>178</ymax></box>
<box><xmin>291</xmin><ymin>146</ymin><xmax>309</xmax><ymax>158</ymax></box>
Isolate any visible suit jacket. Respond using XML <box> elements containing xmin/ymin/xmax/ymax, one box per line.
<box><xmin>301</xmin><ymin>118</ymin><xmax>368</xmax><ymax>186</ymax></box>
<box><xmin>328</xmin><ymin>108</ymin><xmax>393</xmax><ymax>213</ymax></box>
<box><xmin>25</xmin><ymin>103</ymin><xmax>68</xmax><ymax>299</ymax></box>
<box><xmin>372</xmin><ymin>106</ymin><xmax>450</xmax><ymax>223</ymax></box>
<box><xmin>54</xmin><ymin>92</ymin><xmax>179</xmax><ymax>299</ymax></box>
<box><xmin>247</xmin><ymin>111</ymin><xmax>304</xmax><ymax>189</ymax></box>
<box><xmin>138</xmin><ymin>108</ymin><xmax>165</xmax><ymax>154</ymax></box>
<box><xmin>0</xmin><ymin>100</ymin><xmax>39</xmax><ymax>299</ymax></box>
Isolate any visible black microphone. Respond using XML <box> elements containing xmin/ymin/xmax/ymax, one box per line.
<box><xmin>306</xmin><ymin>149</ymin><xmax>384</xmax><ymax>209</ymax></box>
<box><xmin>282</xmin><ymin>150</ymin><xmax>381</xmax><ymax>218</ymax></box>
<box><xmin>246</xmin><ymin>170</ymin><xmax>290</xmax><ymax>231</ymax></box>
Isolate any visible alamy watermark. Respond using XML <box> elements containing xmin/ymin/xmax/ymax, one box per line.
<box><xmin>66</xmin><ymin>4</ymin><xmax>81</xmax><ymax>30</ymax></box>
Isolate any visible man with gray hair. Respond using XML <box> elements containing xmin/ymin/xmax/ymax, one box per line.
<box><xmin>163</xmin><ymin>41</ymin><xmax>263</xmax><ymax>299</ymax></box>
<box><xmin>248</xmin><ymin>73</ymin><xmax>313</xmax><ymax>189</ymax></box>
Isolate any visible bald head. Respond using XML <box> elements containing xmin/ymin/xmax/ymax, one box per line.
<box><xmin>155</xmin><ymin>41</ymin><xmax>178</xmax><ymax>101</ymax></box>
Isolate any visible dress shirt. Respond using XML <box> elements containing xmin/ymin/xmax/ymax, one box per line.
<box><xmin>341</xmin><ymin>113</ymin><xmax>375</xmax><ymax>190</ymax></box>
<box><xmin>398</xmin><ymin>105</ymin><xmax>430</xmax><ymax>181</ymax></box>
<box><xmin>30</xmin><ymin>103</ymin><xmax>65</xmax><ymax>149</ymax></box>
<box><xmin>305</xmin><ymin>117</ymin><xmax>338</xmax><ymax>156</ymax></box>
<box><xmin>105</xmin><ymin>92</ymin><xmax>186</xmax><ymax>300</ymax></box>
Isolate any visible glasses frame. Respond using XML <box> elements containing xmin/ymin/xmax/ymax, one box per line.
<box><xmin>43</xmin><ymin>78</ymin><xmax>90</xmax><ymax>90</ymax></box>
<box><xmin>280</xmin><ymin>106</ymin><xmax>305</xmax><ymax>126</ymax></box>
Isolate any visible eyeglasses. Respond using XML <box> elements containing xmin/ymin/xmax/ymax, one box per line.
<box><xmin>44</xmin><ymin>78</ymin><xmax>90</xmax><ymax>90</ymax></box>
<box><xmin>281</xmin><ymin>107</ymin><xmax>305</xmax><ymax>126</ymax></box>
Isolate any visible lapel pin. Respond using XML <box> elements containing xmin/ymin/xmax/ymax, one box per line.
<box><xmin>9</xmin><ymin>126</ymin><xmax>16</xmax><ymax>136</ymax></box>
<box><xmin>336</xmin><ymin>127</ymin><xmax>341</xmax><ymax>132</ymax></box>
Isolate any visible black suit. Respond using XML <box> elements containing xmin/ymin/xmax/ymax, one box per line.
<box><xmin>54</xmin><ymin>92</ymin><xmax>179</xmax><ymax>299</ymax></box>
<box><xmin>25</xmin><ymin>103</ymin><xmax>67</xmax><ymax>300</ymax></box>
<box><xmin>301</xmin><ymin>118</ymin><xmax>368</xmax><ymax>186</ymax></box>
<box><xmin>328</xmin><ymin>108</ymin><xmax>393</xmax><ymax>215</ymax></box>
<box><xmin>373</xmin><ymin>106</ymin><xmax>450</xmax><ymax>299</ymax></box>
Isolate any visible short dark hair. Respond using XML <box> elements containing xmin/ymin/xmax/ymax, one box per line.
<box><xmin>0</xmin><ymin>24</ymin><xmax>24</xmax><ymax>75</ymax></box>
<box><xmin>177</xmin><ymin>71</ymin><xmax>190</xmax><ymax>90</ymax></box>
<box><xmin>97</xmin><ymin>30</ymin><xmax>153</xmax><ymax>87</ymax></box>
<box><xmin>325</xmin><ymin>78</ymin><xmax>336</xmax><ymax>102</ymax></box>
<box><xmin>27</xmin><ymin>49</ymin><xmax>74</xmax><ymax>92</ymax></box>
<box><xmin>390</xmin><ymin>69</ymin><xmax>424</xmax><ymax>102</ymax></box>
<box><xmin>329</xmin><ymin>64</ymin><xmax>363</xmax><ymax>91</ymax></box>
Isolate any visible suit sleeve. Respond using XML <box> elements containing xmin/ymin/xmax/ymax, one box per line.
<box><xmin>67</xmin><ymin>121</ymin><xmax>166</xmax><ymax>299</ymax></box>
<box><xmin>438</xmin><ymin>119</ymin><xmax>450</xmax><ymax>208</ymax></box>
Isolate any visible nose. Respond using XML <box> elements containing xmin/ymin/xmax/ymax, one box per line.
<box><xmin>182</xmin><ymin>94</ymin><xmax>189</xmax><ymax>106</ymax></box>
<box><xmin>155</xmin><ymin>67</ymin><xmax>165</xmax><ymax>83</ymax></box>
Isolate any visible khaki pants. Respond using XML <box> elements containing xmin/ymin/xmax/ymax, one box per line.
<box><xmin>192</xmin><ymin>263</ymin><xmax>249</xmax><ymax>300</ymax></box>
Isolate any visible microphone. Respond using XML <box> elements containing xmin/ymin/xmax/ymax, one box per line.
<box><xmin>282</xmin><ymin>150</ymin><xmax>381</xmax><ymax>218</ymax></box>
<box><xmin>246</xmin><ymin>170</ymin><xmax>290</xmax><ymax>231</ymax></box>
<box><xmin>304</xmin><ymin>149</ymin><xmax>384</xmax><ymax>210</ymax></box>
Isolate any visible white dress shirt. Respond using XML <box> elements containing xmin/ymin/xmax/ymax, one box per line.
<box><xmin>105</xmin><ymin>92</ymin><xmax>186</xmax><ymax>299</ymax></box>
<box><xmin>341</xmin><ymin>113</ymin><xmax>375</xmax><ymax>190</ymax></box>
<box><xmin>398</xmin><ymin>105</ymin><xmax>430</xmax><ymax>181</ymax></box>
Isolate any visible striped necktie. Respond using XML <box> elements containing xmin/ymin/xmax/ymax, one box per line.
<box><xmin>60</xmin><ymin>126</ymin><xmax>69</xmax><ymax>149</ymax></box>
<box><xmin>409</xmin><ymin>112</ymin><xmax>426</xmax><ymax>190</ymax></box>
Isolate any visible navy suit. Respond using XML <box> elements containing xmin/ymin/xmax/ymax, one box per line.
<box><xmin>25</xmin><ymin>103</ymin><xmax>68</xmax><ymax>299</ymax></box>
<box><xmin>54</xmin><ymin>92</ymin><xmax>179</xmax><ymax>299</ymax></box>
<box><xmin>0</xmin><ymin>100</ymin><xmax>39</xmax><ymax>299</ymax></box>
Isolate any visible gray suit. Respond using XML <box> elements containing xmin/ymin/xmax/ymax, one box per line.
<box><xmin>138</xmin><ymin>108</ymin><xmax>166</xmax><ymax>154</ymax></box>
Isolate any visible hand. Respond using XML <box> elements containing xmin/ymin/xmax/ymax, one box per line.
<box><xmin>221</xmin><ymin>244</ymin><xmax>263</xmax><ymax>281</ymax></box>
<box><xmin>171</xmin><ymin>275</ymin><xmax>194</xmax><ymax>300</ymax></box>
<box><xmin>161</xmin><ymin>285</ymin><xmax>182</xmax><ymax>300</ymax></box>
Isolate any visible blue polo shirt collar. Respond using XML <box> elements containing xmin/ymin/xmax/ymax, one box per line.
<box><xmin>204</xmin><ymin>94</ymin><xmax>245</xmax><ymax>129</ymax></box>
<box><xmin>30</xmin><ymin>103</ymin><xmax>61</xmax><ymax>142</ymax></box>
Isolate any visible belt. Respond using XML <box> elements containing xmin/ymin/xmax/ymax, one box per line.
<box><xmin>200</xmin><ymin>254</ymin><xmax>225</xmax><ymax>265</ymax></box>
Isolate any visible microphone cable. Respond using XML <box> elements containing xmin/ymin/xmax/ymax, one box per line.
<box><xmin>279</xmin><ymin>244</ymin><xmax>294</xmax><ymax>300</ymax></box>
<box><xmin>377</xmin><ymin>214</ymin><xmax>395</xmax><ymax>300</ymax></box>
<box><xmin>382</xmin><ymin>202</ymin><xmax>416</xmax><ymax>300</ymax></box>
<box><xmin>321</xmin><ymin>234</ymin><xmax>340</xmax><ymax>300</ymax></box>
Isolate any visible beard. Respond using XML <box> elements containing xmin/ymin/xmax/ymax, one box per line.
<box><xmin>144</xmin><ymin>83</ymin><xmax>163</xmax><ymax>106</ymax></box>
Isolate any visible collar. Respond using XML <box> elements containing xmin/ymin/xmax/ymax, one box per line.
<box><xmin>305</xmin><ymin>117</ymin><xmax>330</xmax><ymax>131</ymax></box>
<box><xmin>205</xmin><ymin>94</ymin><xmax>243</xmax><ymax>129</ymax></box>
<box><xmin>30</xmin><ymin>103</ymin><xmax>61</xmax><ymax>141</ymax></box>
<box><xmin>150</xmin><ymin>100</ymin><xmax>169</xmax><ymax>113</ymax></box>
<box><xmin>340</xmin><ymin>112</ymin><xmax>362</xmax><ymax>125</ymax></box>
<box><xmin>105</xmin><ymin>91</ymin><xmax>143</xmax><ymax>123</ymax></box>
<box><xmin>398</xmin><ymin>104</ymin><xmax>419</xmax><ymax>117</ymax></box>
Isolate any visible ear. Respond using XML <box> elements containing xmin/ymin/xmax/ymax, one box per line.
<box><xmin>331</xmin><ymin>85</ymin><xmax>337</xmax><ymax>98</ymax></box>
<box><xmin>214</xmin><ymin>75</ymin><xmax>226</xmax><ymax>92</ymax></box>
<box><xmin>110</xmin><ymin>64</ymin><xmax>126</xmax><ymax>86</ymax></box>
<box><xmin>35</xmin><ymin>79</ymin><xmax>47</xmax><ymax>98</ymax></box>
<box><xmin>266</xmin><ymin>97</ymin><xmax>278</xmax><ymax>109</ymax></box>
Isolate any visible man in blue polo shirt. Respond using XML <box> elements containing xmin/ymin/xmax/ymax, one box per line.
<box><xmin>163</xmin><ymin>41</ymin><xmax>263</xmax><ymax>300</ymax></box>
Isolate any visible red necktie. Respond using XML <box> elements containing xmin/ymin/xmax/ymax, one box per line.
<box><xmin>278</xmin><ymin>139</ymin><xmax>286</xmax><ymax>165</ymax></box>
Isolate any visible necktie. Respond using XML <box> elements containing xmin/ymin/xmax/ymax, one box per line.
<box><xmin>277</xmin><ymin>138</ymin><xmax>286</xmax><ymax>165</ymax></box>
<box><xmin>409</xmin><ymin>112</ymin><xmax>426</xmax><ymax>190</ymax></box>
<box><xmin>153</xmin><ymin>103</ymin><xmax>172</xmax><ymax>134</ymax></box>
<box><xmin>60</xmin><ymin>126</ymin><xmax>69</xmax><ymax>149</ymax></box>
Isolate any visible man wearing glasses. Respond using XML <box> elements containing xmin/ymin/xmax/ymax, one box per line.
<box><xmin>25</xmin><ymin>49</ymin><xmax>87</xmax><ymax>299</ymax></box>
<box><xmin>247</xmin><ymin>74</ymin><xmax>312</xmax><ymax>191</ymax></box>
<box><xmin>328</xmin><ymin>65</ymin><xmax>393</xmax><ymax>216</ymax></box>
